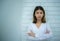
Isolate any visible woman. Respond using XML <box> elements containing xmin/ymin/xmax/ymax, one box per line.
<box><xmin>26</xmin><ymin>6</ymin><xmax>53</xmax><ymax>41</ymax></box>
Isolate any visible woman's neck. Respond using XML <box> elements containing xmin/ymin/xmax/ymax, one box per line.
<box><xmin>35</xmin><ymin>20</ymin><xmax>42</xmax><ymax>28</ymax></box>
<box><xmin>36</xmin><ymin>20</ymin><xmax>41</xmax><ymax>24</ymax></box>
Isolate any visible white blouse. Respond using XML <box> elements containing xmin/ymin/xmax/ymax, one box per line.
<box><xmin>26</xmin><ymin>23</ymin><xmax>53</xmax><ymax>40</ymax></box>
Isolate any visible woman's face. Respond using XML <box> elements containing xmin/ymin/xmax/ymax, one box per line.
<box><xmin>35</xmin><ymin>9</ymin><xmax>44</xmax><ymax>20</ymax></box>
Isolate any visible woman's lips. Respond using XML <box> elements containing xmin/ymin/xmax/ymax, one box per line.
<box><xmin>38</xmin><ymin>17</ymin><xmax>41</xmax><ymax>18</ymax></box>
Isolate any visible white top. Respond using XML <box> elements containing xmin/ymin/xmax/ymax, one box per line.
<box><xmin>26</xmin><ymin>23</ymin><xmax>53</xmax><ymax>40</ymax></box>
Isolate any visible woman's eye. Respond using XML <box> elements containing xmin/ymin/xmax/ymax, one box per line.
<box><xmin>36</xmin><ymin>12</ymin><xmax>39</xmax><ymax>14</ymax></box>
<box><xmin>40</xmin><ymin>12</ymin><xmax>42</xmax><ymax>14</ymax></box>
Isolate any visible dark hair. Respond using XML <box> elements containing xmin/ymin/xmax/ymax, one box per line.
<box><xmin>33</xmin><ymin>6</ymin><xmax>46</xmax><ymax>23</ymax></box>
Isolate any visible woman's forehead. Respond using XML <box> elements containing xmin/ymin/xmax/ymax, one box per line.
<box><xmin>35</xmin><ymin>10</ymin><xmax>43</xmax><ymax>12</ymax></box>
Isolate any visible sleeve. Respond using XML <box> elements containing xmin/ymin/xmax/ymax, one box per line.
<box><xmin>45</xmin><ymin>23</ymin><xmax>53</xmax><ymax>38</ymax></box>
<box><xmin>25</xmin><ymin>24</ymin><xmax>32</xmax><ymax>36</ymax></box>
<box><xmin>23</xmin><ymin>24</ymin><xmax>34</xmax><ymax>40</ymax></box>
<box><xmin>27</xmin><ymin>24</ymin><xmax>39</xmax><ymax>38</ymax></box>
<box><xmin>27</xmin><ymin>24</ymin><xmax>32</xmax><ymax>33</ymax></box>
<box><xmin>35</xmin><ymin>34</ymin><xmax>39</xmax><ymax>37</ymax></box>
<box><xmin>25</xmin><ymin>24</ymin><xmax>36</xmax><ymax>40</ymax></box>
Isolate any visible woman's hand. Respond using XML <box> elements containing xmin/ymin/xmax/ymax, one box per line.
<box><xmin>28</xmin><ymin>30</ymin><xmax>35</xmax><ymax>37</ymax></box>
<box><xmin>45</xmin><ymin>30</ymin><xmax>50</xmax><ymax>34</ymax></box>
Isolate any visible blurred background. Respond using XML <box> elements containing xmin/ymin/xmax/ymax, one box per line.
<box><xmin>0</xmin><ymin>0</ymin><xmax>60</xmax><ymax>41</ymax></box>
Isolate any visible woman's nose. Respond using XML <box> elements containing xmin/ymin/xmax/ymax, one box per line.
<box><xmin>39</xmin><ymin>13</ymin><xmax>41</xmax><ymax>15</ymax></box>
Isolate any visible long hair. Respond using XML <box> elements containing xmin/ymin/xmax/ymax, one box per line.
<box><xmin>33</xmin><ymin>6</ymin><xmax>46</xmax><ymax>23</ymax></box>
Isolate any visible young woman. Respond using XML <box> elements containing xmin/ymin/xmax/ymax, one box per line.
<box><xmin>26</xmin><ymin>6</ymin><xmax>53</xmax><ymax>41</ymax></box>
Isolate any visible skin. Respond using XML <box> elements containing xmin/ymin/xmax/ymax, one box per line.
<box><xmin>28</xmin><ymin>9</ymin><xmax>50</xmax><ymax>37</ymax></box>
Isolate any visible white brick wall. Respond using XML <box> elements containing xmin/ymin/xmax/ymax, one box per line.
<box><xmin>21</xmin><ymin>0</ymin><xmax>60</xmax><ymax>41</ymax></box>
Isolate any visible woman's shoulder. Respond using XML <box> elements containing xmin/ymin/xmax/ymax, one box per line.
<box><xmin>28</xmin><ymin>23</ymin><xmax>50</xmax><ymax>25</ymax></box>
<box><xmin>42</xmin><ymin>23</ymin><xmax>50</xmax><ymax>26</ymax></box>
<box><xmin>27</xmin><ymin>23</ymin><xmax>34</xmax><ymax>29</ymax></box>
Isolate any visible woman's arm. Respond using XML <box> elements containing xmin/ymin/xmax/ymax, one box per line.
<box><xmin>45</xmin><ymin>24</ymin><xmax>52</xmax><ymax>34</ymax></box>
<box><xmin>26</xmin><ymin>24</ymin><xmax>35</xmax><ymax>37</ymax></box>
<box><xmin>45</xmin><ymin>24</ymin><xmax>53</xmax><ymax>38</ymax></box>
<box><xmin>28</xmin><ymin>30</ymin><xmax>35</xmax><ymax>37</ymax></box>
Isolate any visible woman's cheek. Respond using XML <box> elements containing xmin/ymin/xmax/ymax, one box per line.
<box><xmin>41</xmin><ymin>15</ymin><xmax>44</xmax><ymax>18</ymax></box>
